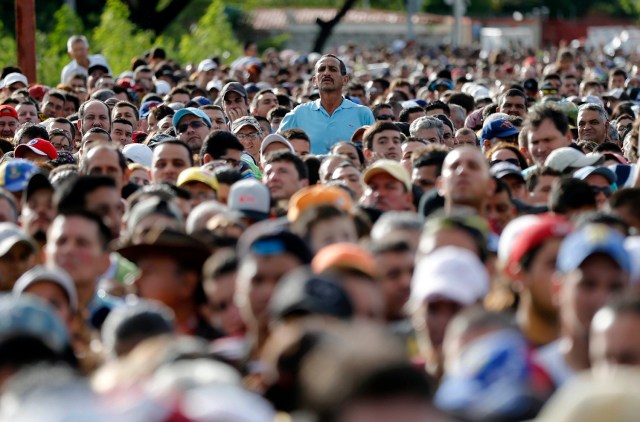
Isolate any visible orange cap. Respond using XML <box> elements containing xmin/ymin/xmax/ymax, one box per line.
<box><xmin>287</xmin><ymin>185</ymin><xmax>353</xmax><ymax>222</ymax></box>
<box><xmin>312</xmin><ymin>242</ymin><xmax>378</xmax><ymax>279</ymax></box>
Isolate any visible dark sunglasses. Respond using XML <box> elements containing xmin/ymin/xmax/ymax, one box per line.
<box><xmin>591</xmin><ymin>185</ymin><xmax>612</xmax><ymax>197</ymax></box>
<box><xmin>376</xmin><ymin>114</ymin><xmax>394</xmax><ymax>121</ymax></box>
<box><xmin>177</xmin><ymin>120</ymin><xmax>206</xmax><ymax>134</ymax></box>
<box><xmin>490</xmin><ymin>158</ymin><xmax>520</xmax><ymax>168</ymax></box>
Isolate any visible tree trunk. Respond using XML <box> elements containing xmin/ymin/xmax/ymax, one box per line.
<box><xmin>312</xmin><ymin>0</ymin><xmax>357</xmax><ymax>53</ymax></box>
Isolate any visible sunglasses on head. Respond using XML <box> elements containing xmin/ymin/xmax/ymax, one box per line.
<box><xmin>376</xmin><ymin>114</ymin><xmax>394</xmax><ymax>121</ymax></box>
<box><xmin>489</xmin><ymin>158</ymin><xmax>520</xmax><ymax>168</ymax></box>
<box><xmin>591</xmin><ymin>185</ymin><xmax>612</xmax><ymax>197</ymax></box>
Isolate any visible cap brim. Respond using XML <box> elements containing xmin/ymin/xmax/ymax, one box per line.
<box><xmin>236</xmin><ymin>209</ymin><xmax>270</xmax><ymax>221</ymax></box>
<box><xmin>0</xmin><ymin>236</ymin><xmax>36</xmax><ymax>257</ymax></box>
<box><xmin>363</xmin><ymin>167</ymin><xmax>411</xmax><ymax>191</ymax></box>
<box><xmin>15</xmin><ymin>145</ymin><xmax>47</xmax><ymax>158</ymax></box>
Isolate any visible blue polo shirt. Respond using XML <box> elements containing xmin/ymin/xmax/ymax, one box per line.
<box><xmin>279</xmin><ymin>97</ymin><xmax>375</xmax><ymax>154</ymax></box>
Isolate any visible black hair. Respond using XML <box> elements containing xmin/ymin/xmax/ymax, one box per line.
<box><xmin>425</xmin><ymin>100</ymin><xmax>450</xmax><ymax>115</ymax></box>
<box><xmin>548</xmin><ymin>177</ymin><xmax>596</xmax><ymax>214</ymax></box>
<box><xmin>201</xmin><ymin>130</ymin><xmax>244</xmax><ymax>159</ymax></box>
<box><xmin>151</xmin><ymin>138</ymin><xmax>194</xmax><ymax>166</ymax></box>
<box><xmin>56</xmin><ymin>209</ymin><xmax>112</xmax><ymax>250</ymax></box>
<box><xmin>398</xmin><ymin>106</ymin><xmax>425</xmax><ymax>123</ymax></box>
<box><xmin>265</xmin><ymin>150</ymin><xmax>308</xmax><ymax>181</ymax></box>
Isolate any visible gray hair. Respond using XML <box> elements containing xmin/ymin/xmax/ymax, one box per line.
<box><xmin>371</xmin><ymin>211</ymin><xmax>424</xmax><ymax>241</ymax></box>
<box><xmin>409</xmin><ymin>116</ymin><xmax>444</xmax><ymax>140</ymax></box>
<box><xmin>578</xmin><ymin>102</ymin><xmax>608</xmax><ymax>122</ymax></box>
<box><xmin>66</xmin><ymin>35</ymin><xmax>88</xmax><ymax>53</ymax></box>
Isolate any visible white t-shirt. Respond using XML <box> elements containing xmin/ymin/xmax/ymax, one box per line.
<box><xmin>60</xmin><ymin>54</ymin><xmax>109</xmax><ymax>84</ymax></box>
<box><xmin>533</xmin><ymin>339</ymin><xmax>575</xmax><ymax>388</ymax></box>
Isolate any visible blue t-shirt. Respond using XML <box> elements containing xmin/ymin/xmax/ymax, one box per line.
<box><xmin>279</xmin><ymin>97</ymin><xmax>375</xmax><ymax>154</ymax></box>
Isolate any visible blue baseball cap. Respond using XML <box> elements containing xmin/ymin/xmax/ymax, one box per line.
<box><xmin>0</xmin><ymin>159</ymin><xmax>39</xmax><ymax>192</ymax></box>
<box><xmin>557</xmin><ymin>224</ymin><xmax>631</xmax><ymax>273</ymax></box>
<box><xmin>172</xmin><ymin>107</ymin><xmax>212</xmax><ymax>129</ymax></box>
<box><xmin>139</xmin><ymin>100</ymin><xmax>160</xmax><ymax>119</ymax></box>
<box><xmin>481</xmin><ymin>118</ymin><xmax>519</xmax><ymax>142</ymax></box>
<box><xmin>191</xmin><ymin>96</ymin><xmax>212</xmax><ymax>106</ymax></box>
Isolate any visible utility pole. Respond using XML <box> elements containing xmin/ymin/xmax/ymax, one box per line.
<box><xmin>406</xmin><ymin>0</ymin><xmax>423</xmax><ymax>41</ymax></box>
<box><xmin>16</xmin><ymin>0</ymin><xmax>37</xmax><ymax>83</ymax></box>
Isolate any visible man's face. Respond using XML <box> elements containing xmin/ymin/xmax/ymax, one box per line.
<box><xmin>349</xmin><ymin>88</ymin><xmax>368</xmax><ymax>106</ymax></box>
<box><xmin>591</xmin><ymin>311</ymin><xmax>640</xmax><ymax>371</ymax></box>
<box><xmin>401</xmin><ymin>141</ymin><xmax>427</xmax><ymax>173</ymax></box>
<box><xmin>375</xmin><ymin>107</ymin><xmax>395</xmax><ymax>121</ymax></box>
<box><xmin>289</xmin><ymin>138</ymin><xmax>310</xmax><ymax>157</ymax></box>
<box><xmin>412</xmin><ymin>165</ymin><xmax>439</xmax><ymax>192</ymax></box>
<box><xmin>49</xmin><ymin>121</ymin><xmax>73</xmax><ymax>141</ymax></box>
<box><xmin>204</xmin><ymin>272</ymin><xmax>245</xmax><ymax>336</ymax></box>
<box><xmin>85</xmin><ymin>185</ymin><xmax>124</xmax><ymax>240</ymax></box>
<box><xmin>135</xmin><ymin>70</ymin><xmax>154</xmax><ymax>92</ymax></box>
<box><xmin>204</xmin><ymin>109</ymin><xmax>228</xmax><ymax>131</ymax></box>
<box><xmin>112</xmin><ymin>105</ymin><xmax>138</xmax><ymax>128</ymax></box>
<box><xmin>235</xmin><ymin>125</ymin><xmax>262</xmax><ymax>159</ymax></box>
<box><xmin>177</xmin><ymin>114</ymin><xmax>210</xmax><ymax>154</ymax></box>
<box><xmin>485</xmin><ymin>190</ymin><xmax>515</xmax><ymax>234</ymax></box>
<box><xmin>253</xmin><ymin>92</ymin><xmax>278</xmax><ymax>118</ymax></box>
<box><xmin>80</xmin><ymin>101</ymin><xmax>110</xmax><ymax>133</ymax></box>
<box><xmin>0</xmin><ymin>116</ymin><xmax>18</xmax><ymax>138</ymax></box>
<box><xmin>583</xmin><ymin>174</ymin><xmax>612</xmax><ymax>210</ymax></box>
<box><xmin>0</xmin><ymin>243</ymin><xmax>35</xmax><ymax>290</ymax></box>
<box><xmin>369</xmin><ymin>129</ymin><xmax>402</xmax><ymax>161</ymax></box>
<box><xmin>84</xmin><ymin>147</ymin><xmax>125</xmax><ymax>193</ymax></box>
<box><xmin>414</xmin><ymin>127</ymin><xmax>441</xmax><ymax>144</ymax></box>
<box><xmin>222</xmin><ymin>92</ymin><xmax>249</xmax><ymax>117</ymax></box>
<box><xmin>364</xmin><ymin>173</ymin><xmax>412</xmax><ymax>212</ymax></box>
<box><xmin>437</xmin><ymin>147</ymin><xmax>491</xmax><ymax>211</ymax></box>
<box><xmin>455</xmin><ymin>131</ymin><xmax>477</xmax><ymax>147</ymax></box>
<box><xmin>42</xmin><ymin>96</ymin><xmax>65</xmax><ymax>119</ymax></box>
<box><xmin>578</xmin><ymin>109</ymin><xmax>609</xmax><ymax>144</ymax></box>
<box><xmin>70</xmin><ymin>40</ymin><xmax>89</xmax><ymax>61</ymax></box>
<box><xmin>530</xmin><ymin>174</ymin><xmax>557</xmax><ymax>205</ymax></box>
<box><xmin>151</xmin><ymin>143</ymin><xmax>191</xmax><ymax>185</ymax></box>
<box><xmin>0</xmin><ymin>198</ymin><xmax>16</xmax><ymax>223</ymax></box>
<box><xmin>110</xmin><ymin>122</ymin><xmax>133</xmax><ymax>147</ymax></box>
<box><xmin>521</xmin><ymin>238</ymin><xmax>562</xmax><ymax>322</ymax></box>
<box><xmin>376</xmin><ymin>250</ymin><xmax>414</xmax><ymax>321</ymax></box>
<box><xmin>46</xmin><ymin>215</ymin><xmax>109</xmax><ymax>287</ymax></box>
<box><xmin>332</xmin><ymin>166</ymin><xmax>363</xmax><ymax>199</ymax></box>
<box><xmin>441</xmin><ymin>124</ymin><xmax>455</xmax><ymax>148</ymax></box>
<box><xmin>527</xmin><ymin>118</ymin><xmax>571</xmax><ymax>164</ymax></box>
<box><xmin>308</xmin><ymin>215</ymin><xmax>358</xmax><ymax>254</ymax></box>
<box><xmin>561</xmin><ymin>77</ymin><xmax>579</xmax><ymax>97</ymax></box>
<box><xmin>263</xmin><ymin>160</ymin><xmax>307</xmax><ymax>201</ymax></box>
<box><xmin>170</xmin><ymin>93</ymin><xmax>191</xmax><ymax>105</ymax></box>
<box><xmin>182</xmin><ymin>181</ymin><xmax>216</xmax><ymax>208</ymax></box>
<box><xmin>557</xmin><ymin>254</ymin><xmax>629</xmax><ymax>338</ymax></box>
<box><xmin>424</xmin><ymin>299</ymin><xmax>464</xmax><ymax>351</ymax></box>
<box><xmin>499</xmin><ymin>95</ymin><xmax>527</xmax><ymax>118</ymax></box>
<box><xmin>313</xmin><ymin>56</ymin><xmax>347</xmax><ymax>93</ymax></box>
<box><xmin>610</xmin><ymin>74</ymin><xmax>626</xmax><ymax>89</ymax></box>
<box><xmin>16</xmin><ymin>104</ymin><xmax>38</xmax><ymax>124</ymax></box>
<box><xmin>236</xmin><ymin>254</ymin><xmax>302</xmax><ymax>329</ymax></box>
<box><xmin>23</xmin><ymin>281</ymin><xmax>73</xmax><ymax>326</ymax></box>
<box><xmin>21</xmin><ymin>188</ymin><xmax>54</xmax><ymax>242</ymax></box>
<box><xmin>134</xmin><ymin>255</ymin><xmax>192</xmax><ymax>308</ymax></box>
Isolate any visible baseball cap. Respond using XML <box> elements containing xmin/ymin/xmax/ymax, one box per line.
<box><xmin>245</xmin><ymin>230</ymin><xmax>312</xmax><ymax>264</ymax></box>
<box><xmin>573</xmin><ymin>165</ymin><xmax>617</xmax><ymax>185</ymax></box>
<box><xmin>312</xmin><ymin>243</ymin><xmax>378</xmax><ymax>279</ymax></box>
<box><xmin>603</xmin><ymin>88</ymin><xmax>629</xmax><ymax>100</ymax></box>
<box><xmin>362</xmin><ymin>159</ymin><xmax>412</xmax><ymax>191</ymax></box>
<box><xmin>28</xmin><ymin>85</ymin><xmax>48</xmax><ymax>102</ymax></box>
<box><xmin>411</xmin><ymin>246</ymin><xmax>489</xmax><ymax>309</ymax></box>
<box><xmin>523</xmin><ymin>78</ymin><xmax>538</xmax><ymax>92</ymax></box>
<box><xmin>172</xmin><ymin>107</ymin><xmax>212</xmax><ymax>129</ymax></box>
<box><xmin>227</xmin><ymin>179</ymin><xmax>271</xmax><ymax>221</ymax></box>
<box><xmin>608</xmin><ymin>164</ymin><xmax>636</xmax><ymax>188</ymax></box>
<box><xmin>139</xmin><ymin>100</ymin><xmax>160</xmax><ymax>119</ymax></box>
<box><xmin>220</xmin><ymin>82</ymin><xmax>248</xmax><ymax>101</ymax></box>
<box><xmin>231</xmin><ymin>116</ymin><xmax>261</xmax><ymax>134</ymax></box>
<box><xmin>481</xmin><ymin>118</ymin><xmax>519</xmax><ymax>141</ymax></box>
<box><xmin>557</xmin><ymin>224</ymin><xmax>631</xmax><ymax>274</ymax></box>
<box><xmin>87</xmin><ymin>56</ymin><xmax>111</xmax><ymax>75</ymax></box>
<box><xmin>122</xmin><ymin>143</ymin><xmax>153</xmax><ymax>168</ymax></box>
<box><xmin>351</xmin><ymin>126</ymin><xmax>370</xmax><ymax>142</ymax></box>
<box><xmin>0</xmin><ymin>223</ymin><xmax>36</xmax><ymax>257</ymax></box>
<box><xmin>3</xmin><ymin>72</ymin><xmax>28</xmax><ymax>88</ymax></box>
<box><xmin>0</xmin><ymin>105</ymin><xmax>19</xmax><ymax>121</ymax></box>
<box><xmin>197</xmin><ymin>59</ymin><xmax>218</xmax><ymax>73</ymax></box>
<box><xmin>506</xmin><ymin>214</ymin><xmax>573</xmax><ymax>276</ymax></box>
<box><xmin>287</xmin><ymin>185</ymin><xmax>353</xmax><ymax>222</ymax></box>
<box><xmin>0</xmin><ymin>294</ymin><xmax>70</xmax><ymax>353</ymax></box>
<box><xmin>13</xmin><ymin>265</ymin><xmax>78</xmax><ymax>312</ymax></box>
<box><xmin>497</xmin><ymin>215</ymin><xmax>540</xmax><ymax>268</ymax></box>
<box><xmin>191</xmin><ymin>96</ymin><xmax>212</xmax><ymax>107</ymax></box>
<box><xmin>0</xmin><ymin>159</ymin><xmax>39</xmax><ymax>192</ymax></box>
<box><xmin>15</xmin><ymin>138</ymin><xmax>59</xmax><ymax>160</ymax></box>
<box><xmin>490</xmin><ymin>161</ymin><xmax>525</xmax><ymax>182</ymax></box>
<box><xmin>259</xmin><ymin>134</ymin><xmax>294</xmax><ymax>160</ymax></box>
<box><xmin>544</xmin><ymin>147</ymin><xmax>603</xmax><ymax>172</ymax></box>
<box><xmin>177</xmin><ymin>167</ymin><xmax>218</xmax><ymax>192</ymax></box>
<box><xmin>269</xmin><ymin>267</ymin><xmax>353</xmax><ymax>321</ymax></box>
<box><xmin>206</xmin><ymin>80</ymin><xmax>223</xmax><ymax>92</ymax></box>
<box><xmin>126</xmin><ymin>196</ymin><xmax>183</xmax><ymax>234</ymax></box>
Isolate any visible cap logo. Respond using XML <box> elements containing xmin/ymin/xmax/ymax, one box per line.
<box><xmin>27</xmin><ymin>139</ymin><xmax>39</xmax><ymax>146</ymax></box>
<box><xmin>500</xmin><ymin>121</ymin><xmax>515</xmax><ymax>129</ymax></box>
<box><xmin>585</xmin><ymin>225</ymin><xmax>609</xmax><ymax>243</ymax></box>
<box><xmin>238</xmin><ymin>194</ymin><xmax>256</xmax><ymax>204</ymax></box>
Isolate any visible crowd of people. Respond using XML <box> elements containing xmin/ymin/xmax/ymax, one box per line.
<box><xmin>0</xmin><ymin>32</ymin><xmax>638</xmax><ymax>420</ymax></box>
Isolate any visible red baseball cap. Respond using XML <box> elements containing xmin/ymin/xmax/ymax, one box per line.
<box><xmin>0</xmin><ymin>105</ymin><xmax>18</xmax><ymax>121</ymax></box>
<box><xmin>507</xmin><ymin>214</ymin><xmax>573</xmax><ymax>276</ymax></box>
<box><xmin>15</xmin><ymin>138</ymin><xmax>59</xmax><ymax>160</ymax></box>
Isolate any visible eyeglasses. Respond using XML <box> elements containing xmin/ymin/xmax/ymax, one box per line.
<box><xmin>489</xmin><ymin>158</ymin><xmax>520</xmax><ymax>168</ymax></box>
<box><xmin>52</xmin><ymin>143</ymin><xmax>72</xmax><ymax>152</ymax></box>
<box><xmin>376</xmin><ymin>114</ymin><xmax>394</xmax><ymax>121</ymax></box>
<box><xmin>591</xmin><ymin>185</ymin><xmax>612</xmax><ymax>197</ymax></box>
<box><xmin>237</xmin><ymin>132</ymin><xmax>259</xmax><ymax>140</ymax></box>
<box><xmin>177</xmin><ymin>120</ymin><xmax>206</xmax><ymax>134</ymax></box>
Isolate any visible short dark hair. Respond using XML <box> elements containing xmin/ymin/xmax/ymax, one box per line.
<box><xmin>500</xmin><ymin>89</ymin><xmax>526</xmax><ymax>108</ymax></box>
<box><xmin>610</xmin><ymin>187</ymin><xmax>640</xmax><ymax>210</ymax></box>
<box><xmin>412</xmin><ymin>145</ymin><xmax>448</xmax><ymax>172</ymax></box>
<box><xmin>372</xmin><ymin>103</ymin><xmax>393</xmax><ymax>118</ymax></box>
<box><xmin>526</xmin><ymin>166</ymin><xmax>561</xmax><ymax>192</ymax></box>
<box><xmin>267</xmin><ymin>106</ymin><xmax>290</xmax><ymax>121</ymax></box>
<box><xmin>151</xmin><ymin>139</ymin><xmax>194</xmax><ymax>166</ymax></box>
<box><xmin>201</xmin><ymin>130</ymin><xmax>244</xmax><ymax>159</ymax></box>
<box><xmin>318</xmin><ymin>54</ymin><xmax>347</xmax><ymax>76</ymax></box>
<box><xmin>363</xmin><ymin>121</ymin><xmax>400</xmax><ymax>150</ymax></box>
<box><xmin>56</xmin><ymin>208</ymin><xmax>112</xmax><ymax>250</ymax></box>
<box><xmin>43</xmin><ymin>89</ymin><xmax>66</xmax><ymax>104</ymax></box>
<box><xmin>13</xmin><ymin>123</ymin><xmax>49</xmax><ymax>146</ymax></box>
<box><xmin>51</xmin><ymin>117</ymin><xmax>76</xmax><ymax>140</ymax></box>
<box><xmin>526</xmin><ymin>103</ymin><xmax>569</xmax><ymax>135</ymax></box>
<box><xmin>548</xmin><ymin>177</ymin><xmax>596</xmax><ymax>214</ymax></box>
<box><xmin>111</xmin><ymin>118</ymin><xmax>133</xmax><ymax>129</ymax></box>
<box><xmin>113</xmin><ymin>101</ymin><xmax>139</xmax><ymax>120</ymax></box>
<box><xmin>446</xmin><ymin>92</ymin><xmax>475</xmax><ymax>114</ymax></box>
<box><xmin>214</xmin><ymin>166</ymin><xmax>243</xmax><ymax>185</ymax></box>
<box><xmin>55</xmin><ymin>175</ymin><xmax>116</xmax><ymax>212</ymax></box>
<box><xmin>425</xmin><ymin>100</ymin><xmax>450</xmax><ymax>115</ymax></box>
<box><xmin>280</xmin><ymin>128</ymin><xmax>310</xmax><ymax>144</ymax></box>
<box><xmin>398</xmin><ymin>106</ymin><xmax>425</xmax><ymax>123</ymax></box>
<box><xmin>265</xmin><ymin>150</ymin><xmax>308</xmax><ymax>181</ymax></box>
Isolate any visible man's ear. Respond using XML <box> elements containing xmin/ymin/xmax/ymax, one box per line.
<box><xmin>435</xmin><ymin>175</ymin><xmax>445</xmax><ymax>197</ymax></box>
<box><xmin>311</xmin><ymin>74</ymin><xmax>318</xmax><ymax>88</ymax></box>
<box><xmin>342</xmin><ymin>73</ymin><xmax>350</xmax><ymax>86</ymax></box>
<box><xmin>203</xmin><ymin>153</ymin><xmax>212</xmax><ymax>164</ymax></box>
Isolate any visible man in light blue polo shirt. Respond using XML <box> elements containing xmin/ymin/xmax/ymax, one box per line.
<box><xmin>279</xmin><ymin>54</ymin><xmax>374</xmax><ymax>155</ymax></box>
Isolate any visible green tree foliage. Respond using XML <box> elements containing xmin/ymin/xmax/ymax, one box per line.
<box><xmin>177</xmin><ymin>0</ymin><xmax>242</xmax><ymax>65</ymax></box>
<box><xmin>92</xmin><ymin>0</ymin><xmax>154</xmax><ymax>75</ymax></box>
<box><xmin>37</xmin><ymin>4</ymin><xmax>84</xmax><ymax>86</ymax></box>
<box><xmin>0</xmin><ymin>20</ymin><xmax>16</xmax><ymax>68</ymax></box>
